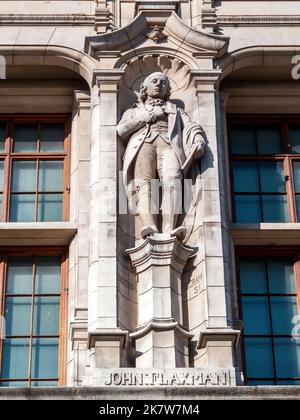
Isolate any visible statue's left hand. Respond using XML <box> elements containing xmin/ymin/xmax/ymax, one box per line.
<box><xmin>193</xmin><ymin>135</ymin><xmax>206</xmax><ymax>160</ymax></box>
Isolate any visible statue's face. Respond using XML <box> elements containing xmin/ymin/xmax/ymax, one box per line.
<box><xmin>145</xmin><ymin>74</ymin><xmax>169</xmax><ymax>100</ymax></box>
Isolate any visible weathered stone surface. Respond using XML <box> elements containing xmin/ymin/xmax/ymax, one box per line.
<box><xmin>0</xmin><ymin>386</ymin><xmax>299</xmax><ymax>400</ymax></box>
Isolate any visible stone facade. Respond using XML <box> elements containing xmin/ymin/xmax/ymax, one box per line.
<box><xmin>0</xmin><ymin>0</ymin><xmax>300</xmax><ymax>399</ymax></box>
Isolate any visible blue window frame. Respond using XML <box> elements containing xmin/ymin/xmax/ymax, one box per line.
<box><xmin>229</xmin><ymin>119</ymin><xmax>300</xmax><ymax>223</ymax></box>
<box><xmin>238</xmin><ymin>252</ymin><xmax>300</xmax><ymax>385</ymax></box>
<box><xmin>0</xmin><ymin>252</ymin><xmax>66</xmax><ymax>387</ymax></box>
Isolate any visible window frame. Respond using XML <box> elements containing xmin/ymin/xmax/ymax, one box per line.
<box><xmin>236</xmin><ymin>246</ymin><xmax>300</xmax><ymax>385</ymax></box>
<box><xmin>0</xmin><ymin>115</ymin><xmax>71</xmax><ymax>223</ymax></box>
<box><xmin>228</xmin><ymin>115</ymin><xmax>300</xmax><ymax>223</ymax></box>
<box><xmin>0</xmin><ymin>247</ymin><xmax>68</xmax><ymax>387</ymax></box>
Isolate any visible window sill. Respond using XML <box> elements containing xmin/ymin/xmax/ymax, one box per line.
<box><xmin>0</xmin><ymin>222</ymin><xmax>77</xmax><ymax>246</ymax></box>
<box><xmin>231</xmin><ymin>223</ymin><xmax>300</xmax><ymax>246</ymax></box>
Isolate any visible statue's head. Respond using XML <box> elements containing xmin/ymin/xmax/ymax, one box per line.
<box><xmin>140</xmin><ymin>72</ymin><xmax>171</xmax><ymax>102</ymax></box>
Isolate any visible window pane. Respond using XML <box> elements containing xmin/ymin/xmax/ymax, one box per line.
<box><xmin>10</xmin><ymin>194</ymin><xmax>35</xmax><ymax>222</ymax></box>
<box><xmin>233</xmin><ymin>162</ymin><xmax>259</xmax><ymax>192</ymax></box>
<box><xmin>6</xmin><ymin>257</ymin><xmax>33</xmax><ymax>295</ymax></box>
<box><xmin>235</xmin><ymin>195</ymin><xmax>261</xmax><ymax>223</ymax></box>
<box><xmin>1</xmin><ymin>339</ymin><xmax>29</xmax><ymax>379</ymax></box>
<box><xmin>0</xmin><ymin>122</ymin><xmax>6</xmax><ymax>152</ymax></box>
<box><xmin>293</xmin><ymin>162</ymin><xmax>300</xmax><ymax>192</ymax></box>
<box><xmin>0</xmin><ymin>160</ymin><xmax>4</xmax><ymax>192</ymax></box>
<box><xmin>4</xmin><ymin>297</ymin><xmax>31</xmax><ymax>336</ymax></box>
<box><xmin>33</xmin><ymin>297</ymin><xmax>60</xmax><ymax>336</ymax></box>
<box><xmin>31</xmin><ymin>381</ymin><xmax>58</xmax><ymax>387</ymax></box>
<box><xmin>37</xmin><ymin>194</ymin><xmax>63</xmax><ymax>222</ymax></box>
<box><xmin>38</xmin><ymin>161</ymin><xmax>63</xmax><ymax>192</ymax></box>
<box><xmin>0</xmin><ymin>381</ymin><xmax>28</xmax><ymax>387</ymax></box>
<box><xmin>259</xmin><ymin>162</ymin><xmax>285</xmax><ymax>193</ymax></box>
<box><xmin>247</xmin><ymin>380</ymin><xmax>275</xmax><ymax>385</ymax></box>
<box><xmin>256</xmin><ymin>125</ymin><xmax>283</xmax><ymax>154</ymax></box>
<box><xmin>271</xmin><ymin>297</ymin><xmax>298</xmax><ymax>335</ymax></box>
<box><xmin>35</xmin><ymin>257</ymin><xmax>61</xmax><ymax>294</ymax></box>
<box><xmin>274</xmin><ymin>338</ymin><xmax>300</xmax><ymax>378</ymax></box>
<box><xmin>289</xmin><ymin>125</ymin><xmax>300</xmax><ymax>154</ymax></box>
<box><xmin>262</xmin><ymin>195</ymin><xmax>288</xmax><ymax>222</ymax></box>
<box><xmin>277</xmin><ymin>380</ymin><xmax>300</xmax><ymax>385</ymax></box>
<box><xmin>40</xmin><ymin>123</ymin><xmax>64</xmax><ymax>152</ymax></box>
<box><xmin>244</xmin><ymin>338</ymin><xmax>274</xmax><ymax>378</ymax></box>
<box><xmin>267</xmin><ymin>258</ymin><xmax>296</xmax><ymax>294</ymax></box>
<box><xmin>240</xmin><ymin>258</ymin><xmax>267</xmax><ymax>294</ymax></box>
<box><xmin>231</xmin><ymin>125</ymin><xmax>256</xmax><ymax>154</ymax></box>
<box><xmin>11</xmin><ymin>161</ymin><xmax>36</xmax><ymax>192</ymax></box>
<box><xmin>242</xmin><ymin>297</ymin><xmax>271</xmax><ymax>335</ymax></box>
<box><xmin>31</xmin><ymin>338</ymin><xmax>59</xmax><ymax>379</ymax></box>
<box><xmin>13</xmin><ymin>124</ymin><xmax>37</xmax><ymax>153</ymax></box>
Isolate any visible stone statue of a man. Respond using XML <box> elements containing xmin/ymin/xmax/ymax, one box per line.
<box><xmin>117</xmin><ymin>72</ymin><xmax>206</xmax><ymax>239</ymax></box>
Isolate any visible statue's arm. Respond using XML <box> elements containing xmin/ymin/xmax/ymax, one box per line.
<box><xmin>179</xmin><ymin>108</ymin><xmax>207</xmax><ymax>159</ymax></box>
<box><xmin>117</xmin><ymin>107</ymin><xmax>149</xmax><ymax>140</ymax></box>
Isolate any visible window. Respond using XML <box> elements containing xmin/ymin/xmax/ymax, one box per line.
<box><xmin>229</xmin><ymin>118</ymin><xmax>300</xmax><ymax>223</ymax></box>
<box><xmin>237</xmin><ymin>249</ymin><xmax>300</xmax><ymax>385</ymax></box>
<box><xmin>0</xmin><ymin>116</ymin><xmax>70</xmax><ymax>222</ymax></box>
<box><xmin>0</xmin><ymin>250</ymin><xmax>67</xmax><ymax>387</ymax></box>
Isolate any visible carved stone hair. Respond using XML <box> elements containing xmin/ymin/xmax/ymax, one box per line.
<box><xmin>139</xmin><ymin>72</ymin><xmax>171</xmax><ymax>102</ymax></box>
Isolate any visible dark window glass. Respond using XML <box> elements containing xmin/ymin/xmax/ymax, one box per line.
<box><xmin>289</xmin><ymin>125</ymin><xmax>300</xmax><ymax>154</ymax></box>
<box><xmin>231</xmin><ymin>125</ymin><xmax>256</xmax><ymax>155</ymax></box>
<box><xmin>256</xmin><ymin>125</ymin><xmax>283</xmax><ymax>154</ymax></box>
<box><xmin>13</xmin><ymin>124</ymin><xmax>38</xmax><ymax>153</ymax></box>
<box><xmin>0</xmin><ymin>256</ymin><xmax>62</xmax><ymax>387</ymax></box>
<box><xmin>0</xmin><ymin>122</ymin><xmax>6</xmax><ymax>152</ymax></box>
<box><xmin>239</xmin><ymin>256</ymin><xmax>300</xmax><ymax>385</ymax></box>
<box><xmin>0</xmin><ymin>118</ymin><xmax>68</xmax><ymax>222</ymax></box>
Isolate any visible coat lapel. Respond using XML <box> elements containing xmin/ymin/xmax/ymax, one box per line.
<box><xmin>166</xmin><ymin>101</ymin><xmax>177</xmax><ymax>139</ymax></box>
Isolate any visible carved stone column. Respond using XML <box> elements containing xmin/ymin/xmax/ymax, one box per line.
<box><xmin>87</xmin><ymin>70</ymin><xmax>128</xmax><ymax>369</ymax></box>
<box><xmin>191</xmin><ymin>70</ymin><xmax>241</xmax><ymax>372</ymax></box>
<box><xmin>127</xmin><ymin>233</ymin><xmax>194</xmax><ymax>368</ymax></box>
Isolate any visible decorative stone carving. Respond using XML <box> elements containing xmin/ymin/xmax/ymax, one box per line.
<box><xmin>147</xmin><ymin>26</ymin><xmax>168</xmax><ymax>43</ymax></box>
<box><xmin>117</xmin><ymin>71</ymin><xmax>206</xmax><ymax>240</ymax></box>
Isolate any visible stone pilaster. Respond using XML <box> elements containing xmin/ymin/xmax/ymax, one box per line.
<box><xmin>88</xmin><ymin>70</ymin><xmax>128</xmax><ymax>368</ymax></box>
<box><xmin>127</xmin><ymin>233</ymin><xmax>194</xmax><ymax>368</ymax></box>
<box><xmin>191</xmin><ymin>69</ymin><xmax>242</xmax><ymax>373</ymax></box>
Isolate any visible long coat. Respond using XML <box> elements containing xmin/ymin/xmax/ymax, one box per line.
<box><xmin>117</xmin><ymin>100</ymin><xmax>205</xmax><ymax>193</ymax></box>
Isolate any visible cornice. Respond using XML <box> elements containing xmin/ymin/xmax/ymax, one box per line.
<box><xmin>0</xmin><ymin>14</ymin><xmax>94</xmax><ymax>26</ymax></box>
<box><xmin>210</xmin><ymin>15</ymin><xmax>300</xmax><ymax>28</ymax></box>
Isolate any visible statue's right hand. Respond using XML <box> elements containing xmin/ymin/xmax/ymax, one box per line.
<box><xmin>143</xmin><ymin>110</ymin><xmax>157</xmax><ymax>124</ymax></box>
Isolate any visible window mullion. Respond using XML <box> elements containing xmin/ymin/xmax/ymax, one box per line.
<box><xmin>265</xmin><ymin>257</ymin><xmax>278</xmax><ymax>384</ymax></box>
<box><xmin>294</xmin><ymin>257</ymin><xmax>300</xmax><ymax>316</ymax></box>
<box><xmin>35</xmin><ymin>160</ymin><xmax>40</xmax><ymax>222</ymax></box>
<box><xmin>284</xmin><ymin>157</ymin><xmax>297</xmax><ymax>222</ymax></box>
<box><xmin>3</xmin><ymin>120</ymin><xmax>13</xmax><ymax>223</ymax></box>
<box><xmin>27</xmin><ymin>258</ymin><xmax>36</xmax><ymax>386</ymax></box>
<box><xmin>0</xmin><ymin>255</ymin><xmax>7</xmax><ymax>375</ymax></box>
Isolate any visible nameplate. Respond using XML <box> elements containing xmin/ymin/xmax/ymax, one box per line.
<box><xmin>86</xmin><ymin>368</ymin><xmax>234</xmax><ymax>386</ymax></box>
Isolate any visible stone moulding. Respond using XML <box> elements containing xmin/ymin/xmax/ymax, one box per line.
<box><xmin>87</xmin><ymin>329</ymin><xmax>129</xmax><ymax>349</ymax></box>
<box><xmin>0</xmin><ymin>45</ymin><xmax>97</xmax><ymax>88</ymax></box>
<box><xmin>130</xmin><ymin>319</ymin><xmax>194</xmax><ymax>341</ymax></box>
<box><xmin>136</xmin><ymin>0</ymin><xmax>180</xmax><ymax>13</ymax></box>
<box><xmin>197</xmin><ymin>327</ymin><xmax>242</xmax><ymax>350</ymax></box>
<box><xmin>217</xmin><ymin>46</ymin><xmax>300</xmax><ymax>83</ymax></box>
<box><xmin>215</xmin><ymin>15</ymin><xmax>300</xmax><ymax>28</ymax></box>
<box><xmin>84</xmin><ymin>10</ymin><xmax>229</xmax><ymax>62</ymax></box>
<box><xmin>126</xmin><ymin>234</ymin><xmax>194</xmax><ymax>274</ymax></box>
<box><xmin>0</xmin><ymin>14</ymin><xmax>95</xmax><ymax>26</ymax></box>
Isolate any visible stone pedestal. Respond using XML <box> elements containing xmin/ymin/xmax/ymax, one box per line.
<box><xmin>127</xmin><ymin>233</ymin><xmax>194</xmax><ymax>368</ymax></box>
